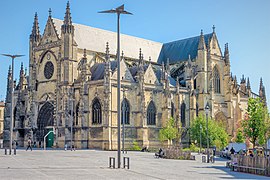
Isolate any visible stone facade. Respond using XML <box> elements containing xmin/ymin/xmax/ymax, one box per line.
<box><xmin>0</xmin><ymin>101</ymin><xmax>4</xmax><ymax>136</ymax></box>
<box><xmin>3</xmin><ymin>3</ymin><xmax>267</xmax><ymax>149</ymax></box>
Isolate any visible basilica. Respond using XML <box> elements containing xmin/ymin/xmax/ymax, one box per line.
<box><xmin>3</xmin><ymin>2</ymin><xmax>267</xmax><ymax>150</ymax></box>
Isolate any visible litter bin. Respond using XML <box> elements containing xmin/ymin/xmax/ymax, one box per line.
<box><xmin>202</xmin><ymin>155</ymin><xmax>206</xmax><ymax>163</ymax></box>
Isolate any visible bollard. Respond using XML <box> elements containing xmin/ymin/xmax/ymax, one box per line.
<box><xmin>13</xmin><ymin>148</ymin><xmax>16</xmax><ymax>155</ymax></box>
<box><xmin>123</xmin><ymin>157</ymin><xmax>130</xmax><ymax>169</ymax></box>
<box><xmin>109</xmin><ymin>157</ymin><xmax>115</xmax><ymax>169</ymax></box>
<box><xmin>5</xmin><ymin>148</ymin><xmax>7</xmax><ymax>155</ymax></box>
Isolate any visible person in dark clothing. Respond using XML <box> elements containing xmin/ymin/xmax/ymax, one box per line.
<box><xmin>26</xmin><ymin>138</ymin><xmax>32</xmax><ymax>151</ymax></box>
<box><xmin>230</xmin><ymin>147</ymin><xmax>235</xmax><ymax>155</ymax></box>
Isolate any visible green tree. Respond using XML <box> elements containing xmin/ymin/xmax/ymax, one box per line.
<box><xmin>242</xmin><ymin>98</ymin><xmax>266</xmax><ymax>148</ymax></box>
<box><xmin>190</xmin><ymin>115</ymin><xmax>228</xmax><ymax>149</ymax></box>
<box><xmin>159</xmin><ymin>117</ymin><xmax>179</xmax><ymax>146</ymax></box>
<box><xmin>235</xmin><ymin>128</ymin><xmax>245</xmax><ymax>143</ymax></box>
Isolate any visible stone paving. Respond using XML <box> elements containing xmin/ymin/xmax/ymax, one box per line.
<box><xmin>0</xmin><ymin>149</ymin><xmax>268</xmax><ymax>180</ymax></box>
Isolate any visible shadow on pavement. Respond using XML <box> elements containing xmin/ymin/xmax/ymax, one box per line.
<box><xmin>194</xmin><ymin>156</ymin><xmax>268</xmax><ymax>179</ymax></box>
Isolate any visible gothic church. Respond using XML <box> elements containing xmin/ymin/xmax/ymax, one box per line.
<box><xmin>3</xmin><ymin>2</ymin><xmax>267</xmax><ymax>149</ymax></box>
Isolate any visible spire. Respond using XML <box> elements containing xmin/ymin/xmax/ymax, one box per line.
<box><xmin>198</xmin><ymin>29</ymin><xmax>206</xmax><ymax>50</ymax></box>
<box><xmin>240</xmin><ymin>74</ymin><xmax>246</xmax><ymax>84</ymax></box>
<box><xmin>259</xmin><ymin>78</ymin><xmax>267</xmax><ymax>106</ymax></box>
<box><xmin>105</xmin><ymin>42</ymin><xmax>110</xmax><ymax>62</ymax></box>
<box><xmin>20</xmin><ymin>62</ymin><xmax>24</xmax><ymax>77</ymax></box>
<box><xmin>61</xmin><ymin>1</ymin><xmax>74</xmax><ymax>34</ymax></box>
<box><xmin>5</xmin><ymin>65</ymin><xmax>12</xmax><ymax>104</ymax></box>
<box><xmin>139</xmin><ymin>48</ymin><xmax>143</xmax><ymax>66</ymax></box>
<box><xmin>30</xmin><ymin>12</ymin><xmax>41</xmax><ymax>43</ymax></box>
<box><xmin>247</xmin><ymin>77</ymin><xmax>251</xmax><ymax>90</ymax></box>
<box><xmin>224</xmin><ymin>43</ymin><xmax>230</xmax><ymax>64</ymax></box>
<box><xmin>64</xmin><ymin>1</ymin><xmax>72</xmax><ymax>25</ymax></box>
<box><xmin>83</xmin><ymin>48</ymin><xmax>87</xmax><ymax>59</ymax></box>
<box><xmin>259</xmin><ymin>77</ymin><xmax>263</xmax><ymax>92</ymax></box>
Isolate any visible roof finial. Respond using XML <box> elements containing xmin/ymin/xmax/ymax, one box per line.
<box><xmin>212</xmin><ymin>25</ymin><xmax>216</xmax><ymax>33</ymax></box>
<box><xmin>83</xmin><ymin>48</ymin><xmax>87</xmax><ymax>58</ymax></box>
<box><xmin>200</xmin><ymin>29</ymin><xmax>203</xmax><ymax>35</ymax></box>
<box><xmin>149</xmin><ymin>56</ymin><xmax>151</xmax><ymax>62</ymax></box>
<box><xmin>49</xmin><ymin>8</ymin><xmax>52</xmax><ymax>17</ymax></box>
<box><xmin>121</xmin><ymin>51</ymin><xmax>124</xmax><ymax>58</ymax></box>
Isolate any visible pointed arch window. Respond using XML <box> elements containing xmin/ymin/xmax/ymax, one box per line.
<box><xmin>121</xmin><ymin>98</ymin><xmax>130</xmax><ymax>125</ymax></box>
<box><xmin>75</xmin><ymin>102</ymin><xmax>79</xmax><ymax>126</ymax></box>
<box><xmin>213</xmin><ymin>66</ymin><xmax>221</xmax><ymax>94</ymax></box>
<box><xmin>92</xmin><ymin>98</ymin><xmax>102</xmax><ymax>124</ymax></box>
<box><xmin>171</xmin><ymin>102</ymin><xmax>175</xmax><ymax>118</ymax></box>
<box><xmin>196</xmin><ymin>103</ymin><xmax>199</xmax><ymax>117</ymax></box>
<box><xmin>181</xmin><ymin>102</ymin><xmax>186</xmax><ymax>127</ymax></box>
<box><xmin>147</xmin><ymin>101</ymin><xmax>156</xmax><ymax>125</ymax></box>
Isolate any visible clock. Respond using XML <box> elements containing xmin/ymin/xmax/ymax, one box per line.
<box><xmin>44</xmin><ymin>61</ymin><xmax>54</xmax><ymax>79</ymax></box>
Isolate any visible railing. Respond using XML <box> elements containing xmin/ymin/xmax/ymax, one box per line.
<box><xmin>231</xmin><ymin>155</ymin><xmax>270</xmax><ymax>176</ymax></box>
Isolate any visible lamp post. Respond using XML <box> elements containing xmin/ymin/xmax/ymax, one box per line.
<box><xmin>1</xmin><ymin>54</ymin><xmax>24</xmax><ymax>155</ymax></box>
<box><xmin>205</xmin><ymin>102</ymin><xmax>210</xmax><ymax>163</ymax></box>
<box><xmin>200</xmin><ymin>124</ymin><xmax>202</xmax><ymax>154</ymax></box>
<box><xmin>69</xmin><ymin>86</ymin><xmax>74</xmax><ymax>151</ymax></box>
<box><xmin>99</xmin><ymin>4</ymin><xmax>132</xmax><ymax>169</ymax></box>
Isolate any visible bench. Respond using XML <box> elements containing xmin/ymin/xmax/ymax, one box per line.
<box><xmin>231</xmin><ymin>164</ymin><xmax>266</xmax><ymax>175</ymax></box>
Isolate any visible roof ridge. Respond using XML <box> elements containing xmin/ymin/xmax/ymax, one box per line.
<box><xmin>52</xmin><ymin>18</ymin><xmax>162</xmax><ymax>45</ymax></box>
<box><xmin>164</xmin><ymin>32</ymin><xmax>213</xmax><ymax>45</ymax></box>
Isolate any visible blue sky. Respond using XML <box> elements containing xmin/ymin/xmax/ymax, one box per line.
<box><xmin>0</xmin><ymin>0</ymin><xmax>269</xmax><ymax>106</ymax></box>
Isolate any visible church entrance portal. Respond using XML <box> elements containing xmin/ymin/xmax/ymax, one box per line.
<box><xmin>37</xmin><ymin>102</ymin><xmax>54</xmax><ymax>147</ymax></box>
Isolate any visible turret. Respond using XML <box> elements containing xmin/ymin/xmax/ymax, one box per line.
<box><xmin>197</xmin><ymin>29</ymin><xmax>207</xmax><ymax>94</ymax></box>
<box><xmin>224</xmin><ymin>43</ymin><xmax>230</xmax><ymax>65</ymax></box>
<box><xmin>18</xmin><ymin>63</ymin><xmax>24</xmax><ymax>90</ymax></box>
<box><xmin>198</xmin><ymin>30</ymin><xmax>206</xmax><ymax>50</ymax></box>
<box><xmin>61</xmin><ymin>1</ymin><xmax>74</xmax><ymax>35</ymax></box>
<box><xmin>61</xmin><ymin>1</ymin><xmax>75</xmax><ymax>83</ymax></box>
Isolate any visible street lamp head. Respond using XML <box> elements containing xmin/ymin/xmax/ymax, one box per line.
<box><xmin>1</xmin><ymin>54</ymin><xmax>25</xmax><ymax>59</ymax></box>
<box><xmin>98</xmin><ymin>4</ymin><xmax>133</xmax><ymax>15</ymax></box>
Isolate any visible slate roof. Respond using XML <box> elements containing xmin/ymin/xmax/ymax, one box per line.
<box><xmin>128</xmin><ymin>65</ymin><xmax>148</xmax><ymax>78</ymax></box>
<box><xmin>90</xmin><ymin>61</ymin><xmax>117</xmax><ymax>80</ymax></box>
<box><xmin>52</xmin><ymin>18</ymin><xmax>162</xmax><ymax>61</ymax></box>
<box><xmin>157</xmin><ymin>33</ymin><xmax>213</xmax><ymax>64</ymax></box>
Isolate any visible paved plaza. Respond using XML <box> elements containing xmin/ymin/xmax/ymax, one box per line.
<box><xmin>0</xmin><ymin>149</ymin><xmax>268</xmax><ymax>180</ymax></box>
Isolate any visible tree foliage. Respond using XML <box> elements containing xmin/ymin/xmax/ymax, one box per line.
<box><xmin>235</xmin><ymin>128</ymin><xmax>245</xmax><ymax>143</ymax></box>
<box><xmin>190</xmin><ymin>115</ymin><xmax>228</xmax><ymax>149</ymax></box>
<box><xmin>242</xmin><ymin>98</ymin><xmax>266</xmax><ymax>148</ymax></box>
<box><xmin>159</xmin><ymin>117</ymin><xmax>179</xmax><ymax>143</ymax></box>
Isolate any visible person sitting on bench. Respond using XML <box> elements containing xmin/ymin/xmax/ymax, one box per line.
<box><xmin>155</xmin><ymin>148</ymin><xmax>165</xmax><ymax>158</ymax></box>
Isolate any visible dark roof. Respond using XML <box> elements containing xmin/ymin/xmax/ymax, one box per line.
<box><xmin>157</xmin><ymin>33</ymin><xmax>213</xmax><ymax>64</ymax></box>
<box><xmin>128</xmin><ymin>65</ymin><xmax>148</xmax><ymax>78</ymax></box>
<box><xmin>90</xmin><ymin>61</ymin><xmax>117</xmax><ymax>80</ymax></box>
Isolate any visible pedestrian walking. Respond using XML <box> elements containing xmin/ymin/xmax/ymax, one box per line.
<box><xmin>26</xmin><ymin>138</ymin><xmax>32</xmax><ymax>151</ymax></box>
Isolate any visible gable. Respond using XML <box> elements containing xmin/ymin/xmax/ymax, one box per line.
<box><xmin>40</xmin><ymin>18</ymin><xmax>60</xmax><ymax>44</ymax></box>
<box><xmin>144</xmin><ymin>64</ymin><xmax>159</xmax><ymax>85</ymax></box>
<box><xmin>112</xmin><ymin>60</ymin><xmax>134</xmax><ymax>82</ymax></box>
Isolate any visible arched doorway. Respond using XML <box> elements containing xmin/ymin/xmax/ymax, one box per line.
<box><xmin>36</xmin><ymin>102</ymin><xmax>54</xmax><ymax>147</ymax></box>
